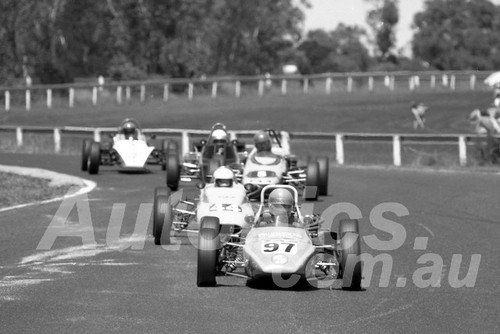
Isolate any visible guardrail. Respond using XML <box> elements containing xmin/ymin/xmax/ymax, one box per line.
<box><xmin>1</xmin><ymin>125</ymin><xmax>495</xmax><ymax>167</ymax></box>
<box><xmin>0</xmin><ymin>70</ymin><xmax>492</xmax><ymax>111</ymax></box>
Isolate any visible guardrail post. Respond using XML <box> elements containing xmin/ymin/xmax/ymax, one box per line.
<box><xmin>69</xmin><ymin>88</ymin><xmax>75</xmax><ymax>108</ymax></box>
<box><xmin>140</xmin><ymin>84</ymin><xmax>146</xmax><ymax>103</ymax></box>
<box><xmin>430</xmin><ymin>75</ymin><xmax>436</xmax><ymax>89</ymax></box>
<box><xmin>93</xmin><ymin>129</ymin><xmax>101</xmax><ymax>142</ymax></box>
<box><xmin>25</xmin><ymin>89</ymin><xmax>31</xmax><ymax>111</ymax></box>
<box><xmin>303</xmin><ymin>78</ymin><xmax>309</xmax><ymax>94</ymax></box>
<box><xmin>409</xmin><ymin>77</ymin><xmax>415</xmax><ymax>91</ymax></box>
<box><xmin>335</xmin><ymin>134</ymin><xmax>344</xmax><ymax>165</ymax></box>
<box><xmin>458</xmin><ymin>136</ymin><xmax>467</xmax><ymax>166</ymax></box>
<box><xmin>188</xmin><ymin>83</ymin><xmax>194</xmax><ymax>100</ymax></box>
<box><xmin>125</xmin><ymin>86</ymin><xmax>131</xmax><ymax>103</ymax></box>
<box><xmin>281</xmin><ymin>79</ymin><xmax>287</xmax><ymax>95</ymax></box>
<box><xmin>469</xmin><ymin>75</ymin><xmax>476</xmax><ymax>90</ymax></box>
<box><xmin>163</xmin><ymin>84</ymin><xmax>169</xmax><ymax>102</ymax></box>
<box><xmin>258</xmin><ymin>80</ymin><xmax>264</xmax><ymax>97</ymax></box>
<box><xmin>54</xmin><ymin>128</ymin><xmax>61</xmax><ymax>153</ymax></box>
<box><xmin>116</xmin><ymin>86</ymin><xmax>122</xmax><ymax>104</ymax></box>
<box><xmin>211</xmin><ymin>82</ymin><xmax>218</xmax><ymax>99</ymax></box>
<box><xmin>235</xmin><ymin>81</ymin><xmax>241</xmax><ymax>98</ymax></box>
<box><xmin>450</xmin><ymin>75</ymin><xmax>456</xmax><ymax>90</ymax></box>
<box><xmin>16</xmin><ymin>127</ymin><xmax>23</xmax><ymax>147</ymax></box>
<box><xmin>325</xmin><ymin>77</ymin><xmax>332</xmax><ymax>95</ymax></box>
<box><xmin>347</xmin><ymin>76</ymin><xmax>353</xmax><ymax>93</ymax></box>
<box><xmin>393</xmin><ymin>135</ymin><xmax>401</xmax><ymax>167</ymax></box>
<box><xmin>92</xmin><ymin>86</ymin><xmax>98</xmax><ymax>106</ymax></box>
<box><xmin>47</xmin><ymin>89</ymin><xmax>52</xmax><ymax>109</ymax></box>
<box><xmin>5</xmin><ymin>91</ymin><xmax>10</xmax><ymax>111</ymax></box>
<box><xmin>181</xmin><ymin>131</ymin><xmax>190</xmax><ymax>158</ymax></box>
<box><xmin>368</xmin><ymin>76</ymin><xmax>374</xmax><ymax>92</ymax></box>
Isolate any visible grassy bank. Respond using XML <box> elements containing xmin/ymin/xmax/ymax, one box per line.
<box><xmin>1</xmin><ymin>89</ymin><xmax>498</xmax><ymax>168</ymax></box>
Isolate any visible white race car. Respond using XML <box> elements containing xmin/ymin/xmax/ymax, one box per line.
<box><xmin>82</xmin><ymin>118</ymin><xmax>171</xmax><ymax>174</ymax></box>
<box><xmin>242</xmin><ymin>129</ymin><xmax>329</xmax><ymax>201</ymax></box>
<box><xmin>196</xmin><ymin>185</ymin><xmax>363</xmax><ymax>290</ymax></box>
<box><xmin>152</xmin><ymin>167</ymin><xmax>255</xmax><ymax>245</ymax></box>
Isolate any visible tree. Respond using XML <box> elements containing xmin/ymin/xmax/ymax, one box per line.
<box><xmin>298</xmin><ymin>25</ymin><xmax>371</xmax><ymax>73</ymax></box>
<box><xmin>412</xmin><ymin>0</ymin><xmax>500</xmax><ymax>70</ymax></box>
<box><xmin>365</xmin><ymin>0</ymin><xmax>399</xmax><ymax>59</ymax></box>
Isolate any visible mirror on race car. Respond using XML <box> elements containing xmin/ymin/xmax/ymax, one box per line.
<box><xmin>196</xmin><ymin>182</ymin><xmax>206</xmax><ymax>189</ymax></box>
<box><xmin>303</xmin><ymin>215</ymin><xmax>314</xmax><ymax>226</ymax></box>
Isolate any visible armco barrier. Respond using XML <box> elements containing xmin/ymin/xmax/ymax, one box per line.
<box><xmin>0</xmin><ymin>125</ymin><xmax>495</xmax><ymax>167</ymax></box>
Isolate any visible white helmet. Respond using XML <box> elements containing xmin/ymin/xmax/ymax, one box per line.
<box><xmin>268</xmin><ymin>188</ymin><xmax>293</xmax><ymax>217</ymax></box>
<box><xmin>213</xmin><ymin>166</ymin><xmax>234</xmax><ymax>187</ymax></box>
<box><xmin>211</xmin><ymin>129</ymin><xmax>228</xmax><ymax>144</ymax></box>
<box><xmin>494</xmin><ymin>97</ymin><xmax>500</xmax><ymax>108</ymax></box>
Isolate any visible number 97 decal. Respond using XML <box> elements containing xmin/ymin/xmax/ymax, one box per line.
<box><xmin>262</xmin><ymin>242</ymin><xmax>297</xmax><ymax>255</ymax></box>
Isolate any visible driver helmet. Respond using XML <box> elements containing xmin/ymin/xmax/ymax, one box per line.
<box><xmin>268</xmin><ymin>188</ymin><xmax>293</xmax><ymax>217</ymax></box>
<box><xmin>211</xmin><ymin>129</ymin><xmax>228</xmax><ymax>144</ymax></box>
<box><xmin>254</xmin><ymin>131</ymin><xmax>272</xmax><ymax>152</ymax></box>
<box><xmin>213</xmin><ymin>166</ymin><xmax>234</xmax><ymax>188</ymax></box>
<box><xmin>494</xmin><ymin>97</ymin><xmax>500</xmax><ymax>108</ymax></box>
<box><xmin>120</xmin><ymin>119</ymin><xmax>138</xmax><ymax>138</ymax></box>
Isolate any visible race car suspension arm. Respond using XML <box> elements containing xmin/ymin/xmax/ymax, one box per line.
<box><xmin>224</xmin><ymin>272</ymin><xmax>250</xmax><ymax>279</ymax></box>
<box><xmin>225</xmin><ymin>242</ymin><xmax>244</xmax><ymax>248</ymax></box>
<box><xmin>173</xmin><ymin>208</ymin><xmax>195</xmax><ymax>215</ymax></box>
<box><xmin>314</xmin><ymin>245</ymin><xmax>335</xmax><ymax>250</ymax></box>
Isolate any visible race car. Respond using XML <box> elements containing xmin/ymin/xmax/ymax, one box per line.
<box><xmin>81</xmin><ymin>118</ymin><xmax>172</xmax><ymax>174</ymax></box>
<box><xmin>196</xmin><ymin>185</ymin><xmax>362</xmax><ymax>290</ymax></box>
<box><xmin>163</xmin><ymin>123</ymin><xmax>246</xmax><ymax>190</ymax></box>
<box><xmin>241</xmin><ymin>129</ymin><xmax>329</xmax><ymax>201</ymax></box>
<box><xmin>152</xmin><ymin>166</ymin><xmax>255</xmax><ymax>246</ymax></box>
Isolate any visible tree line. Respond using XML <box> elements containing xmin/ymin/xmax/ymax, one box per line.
<box><xmin>1</xmin><ymin>0</ymin><xmax>500</xmax><ymax>85</ymax></box>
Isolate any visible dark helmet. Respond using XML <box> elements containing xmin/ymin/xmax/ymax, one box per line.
<box><xmin>268</xmin><ymin>188</ymin><xmax>293</xmax><ymax>217</ymax></box>
<box><xmin>254</xmin><ymin>131</ymin><xmax>272</xmax><ymax>152</ymax></box>
<box><xmin>120</xmin><ymin>118</ymin><xmax>138</xmax><ymax>137</ymax></box>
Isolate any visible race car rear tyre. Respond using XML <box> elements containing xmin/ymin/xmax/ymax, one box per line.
<box><xmin>153</xmin><ymin>187</ymin><xmax>171</xmax><ymax>239</ymax></box>
<box><xmin>197</xmin><ymin>217</ymin><xmax>220</xmax><ymax>287</ymax></box>
<box><xmin>153</xmin><ymin>194</ymin><xmax>173</xmax><ymax>245</ymax></box>
<box><xmin>166</xmin><ymin>153</ymin><xmax>180</xmax><ymax>191</ymax></box>
<box><xmin>305</xmin><ymin>161</ymin><xmax>320</xmax><ymax>200</ymax></box>
<box><xmin>317</xmin><ymin>157</ymin><xmax>329</xmax><ymax>196</ymax></box>
<box><xmin>339</xmin><ymin>219</ymin><xmax>359</xmax><ymax>236</ymax></box>
<box><xmin>88</xmin><ymin>142</ymin><xmax>101</xmax><ymax>175</ymax></box>
<box><xmin>340</xmin><ymin>232</ymin><xmax>362</xmax><ymax>291</ymax></box>
<box><xmin>81</xmin><ymin>139</ymin><xmax>92</xmax><ymax>171</ymax></box>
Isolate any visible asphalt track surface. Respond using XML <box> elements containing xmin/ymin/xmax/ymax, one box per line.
<box><xmin>0</xmin><ymin>153</ymin><xmax>499</xmax><ymax>333</ymax></box>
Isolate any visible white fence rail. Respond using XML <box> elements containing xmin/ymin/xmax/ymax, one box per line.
<box><xmin>0</xmin><ymin>126</ymin><xmax>494</xmax><ymax>167</ymax></box>
<box><xmin>0</xmin><ymin>71</ymin><xmax>492</xmax><ymax>111</ymax></box>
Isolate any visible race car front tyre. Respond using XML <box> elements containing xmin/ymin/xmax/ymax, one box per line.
<box><xmin>88</xmin><ymin>142</ymin><xmax>101</xmax><ymax>175</ymax></box>
<box><xmin>162</xmin><ymin>140</ymin><xmax>179</xmax><ymax>171</ymax></box>
<box><xmin>197</xmin><ymin>217</ymin><xmax>220</xmax><ymax>287</ymax></box>
<box><xmin>153</xmin><ymin>187</ymin><xmax>171</xmax><ymax>239</ymax></box>
<box><xmin>340</xmin><ymin>232</ymin><xmax>362</xmax><ymax>291</ymax></box>
<box><xmin>153</xmin><ymin>194</ymin><xmax>173</xmax><ymax>245</ymax></box>
<box><xmin>166</xmin><ymin>153</ymin><xmax>180</xmax><ymax>191</ymax></box>
<box><xmin>316</xmin><ymin>156</ymin><xmax>329</xmax><ymax>196</ymax></box>
<box><xmin>305</xmin><ymin>161</ymin><xmax>320</xmax><ymax>200</ymax></box>
<box><xmin>81</xmin><ymin>139</ymin><xmax>92</xmax><ymax>171</ymax></box>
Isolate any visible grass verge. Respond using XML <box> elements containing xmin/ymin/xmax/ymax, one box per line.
<box><xmin>0</xmin><ymin>172</ymin><xmax>73</xmax><ymax>209</ymax></box>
